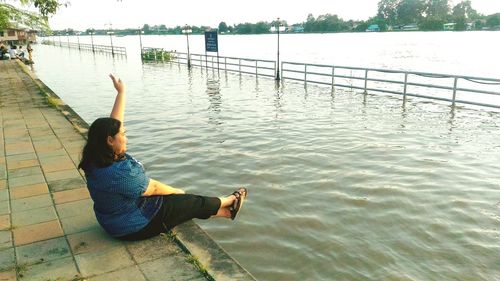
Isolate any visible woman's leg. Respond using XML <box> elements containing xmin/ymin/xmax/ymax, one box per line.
<box><xmin>213</xmin><ymin>194</ymin><xmax>237</xmax><ymax>218</ymax></box>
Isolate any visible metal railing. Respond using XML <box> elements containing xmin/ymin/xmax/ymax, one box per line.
<box><xmin>171</xmin><ymin>52</ymin><xmax>276</xmax><ymax>78</ymax></box>
<box><xmin>281</xmin><ymin>61</ymin><xmax>500</xmax><ymax>109</ymax></box>
<box><xmin>139</xmin><ymin>46</ymin><xmax>500</xmax><ymax>109</ymax></box>
<box><xmin>45</xmin><ymin>41</ymin><xmax>127</xmax><ymax>56</ymax></box>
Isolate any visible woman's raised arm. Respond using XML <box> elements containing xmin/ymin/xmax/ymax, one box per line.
<box><xmin>109</xmin><ymin>74</ymin><xmax>126</xmax><ymax>123</ymax></box>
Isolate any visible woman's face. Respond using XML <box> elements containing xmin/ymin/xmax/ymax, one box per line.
<box><xmin>109</xmin><ymin>125</ymin><xmax>127</xmax><ymax>157</ymax></box>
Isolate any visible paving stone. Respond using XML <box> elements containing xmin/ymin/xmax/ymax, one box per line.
<box><xmin>11</xmin><ymin>206</ymin><xmax>57</xmax><ymax>228</ymax></box>
<box><xmin>20</xmin><ymin>256</ymin><xmax>79</xmax><ymax>281</ymax></box>
<box><xmin>126</xmin><ymin>234</ymin><xmax>180</xmax><ymax>264</ymax></box>
<box><xmin>44</xmin><ymin>169</ymin><xmax>82</xmax><ymax>183</ymax></box>
<box><xmin>0</xmin><ymin>269</ymin><xmax>16</xmax><ymax>281</ymax></box>
<box><xmin>0</xmin><ymin>180</ymin><xmax>6</xmax><ymax>190</ymax></box>
<box><xmin>15</xmin><ymin>237</ymin><xmax>71</xmax><ymax>265</ymax></box>
<box><xmin>7</xmin><ymin>166</ymin><xmax>43</xmax><ymax>179</ymax></box>
<box><xmin>8</xmin><ymin>174</ymin><xmax>45</xmax><ymax>189</ymax></box>
<box><xmin>36</xmin><ymin>149</ymin><xmax>67</xmax><ymax>159</ymax></box>
<box><xmin>0</xmin><ymin>248</ymin><xmax>15</xmax><ymax>271</ymax></box>
<box><xmin>5</xmin><ymin>153</ymin><xmax>38</xmax><ymax>170</ymax></box>
<box><xmin>5</xmin><ymin>143</ymin><xmax>34</xmax><ymax>156</ymax></box>
<box><xmin>33</xmin><ymin>141</ymin><xmax>64</xmax><ymax>154</ymax></box>
<box><xmin>55</xmin><ymin>199</ymin><xmax>93</xmax><ymax>218</ymax></box>
<box><xmin>60</xmin><ymin>212</ymin><xmax>99</xmax><ymax>235</ymax></box>
<box><xmin>75</xmin><ymin>246</ymin><xmax>135</xmax><ymax>277</ymax></box>
<box><xmin>88</xmin><ymin>265</ymin><xmax>146</xmax><ymax>281</ymax></box>
<box><xmin>9</xmin><ymin>183</ymin><xmax>48</xmax><ymax>200</ymax></box>
<box><xmin>0</xmin><ymin>215</ymin><xmax>9</xmax><ymax>231</ymax></box>
<box><xmin>0</xmin><ymin>190</ymin><xmax>7</xmax><ymax>202</ymax></box>
<box><xmin>0</xmin><ymin>166</ymin><xmax>5</xmax><ymax>181</ymax></box>
<box><xmin>48</xmin><ymin>177</ymin><xmax>87</xmax><ymax>193</ymax></box>
<box><xmin>40</xmin><ymin>156</ymin><xmax>75</xmax><ymax>173</ymax></box>
<box><xmin>139</xmin><ymin>254</ymin><xmax>206</xmax><ymax>281</ymax></box>
<box><xmin>67</xmin><ymin>228</ymin><xmax>122</xmax><ymax>256</ymax></box>
<box><xmin>0</xmin><ymin>201</ymin><xmax>9</xmax><ymax>216</ymax></box>
<box><xmin>0</xmin><ymin>231</ymin><xmax>12</xmax><ymax>250</ymax></box>
<box><xmin>11</xmin><ymin>194</ymin><xmax>52</xmax><ymax>213</ymax></box>
<box><xmin>13</xmin><ymin>220</ymin><xmax>63</xmax><ymax>246</ymax></box>
<box><xmin>52</xmin><ymin>188</ymin><xmax>90</xmax><ymax>205</ymax></box>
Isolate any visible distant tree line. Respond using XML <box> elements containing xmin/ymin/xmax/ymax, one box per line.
<box><xmin>50</xmin><ymin>0</ymin><xmax>500</xmax><ymax>36</ymax></box>
<box><xmin>364</xmin><ymin>0</ymin><xmax>496</xmax><ymax>31</ymax></box>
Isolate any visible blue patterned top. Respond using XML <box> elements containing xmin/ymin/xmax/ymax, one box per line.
<box><xmin>85</xmin><ymin>153</ymin><xmax>162</xmax><ymax>237</ymax></box>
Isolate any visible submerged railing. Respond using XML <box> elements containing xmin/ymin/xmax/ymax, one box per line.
<box><xmin>43</xmin><ymin>40</ymin><xmax>126</xmax><ymax>56</ymax></box>
<box><xmin>281</xmin><ymin>62</ymin><xmax>500</xmax><ymax>109</ymax></box>
<box><xmin>146</xmin><ymin>49</ymin><xmax>500</xmax><ymax>110</ymax></box>
<box><xmin>172</xmin><ymin>51</ymin><xmax>276</xmax><ymax>78</ymax></box>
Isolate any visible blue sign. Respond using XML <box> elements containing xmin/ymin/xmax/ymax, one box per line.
<box><xmin>204</xmin><ymin>31</ymin><xmax>218</xmax><ymax>52</ymax></box>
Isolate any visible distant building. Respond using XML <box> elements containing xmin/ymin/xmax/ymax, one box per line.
<box><xmin>401</xmin><ymin>24</ymin><xmax>419</xmax><ymax>31</ymax></box>
<box><xmin>366</xmin><ymin>24</ymin><xmax>380</xmax><ymax>32</ymax></box>
<box><xmin>290</xmin><ymin>25</ymin><xmax>304</xmax><ymax>33</ymax></box>
<box><xmin>0</xmin><ymin>27</ymin><xmax>37</xmax><ymax>44</ymax></box>
<box><xmin>443</xmin><ymin>23</ymin><xmax>456</xmax><ymax>31</ymax></box>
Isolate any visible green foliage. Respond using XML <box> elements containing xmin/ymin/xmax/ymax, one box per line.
<box><xmin>486</xmin><ymin>13</ymin><xmax>500</xmax><ymax>27</ymax></box>
<box><xmin>141</xmin><ymin>48</ymin><xmax>174</xmax><ymax>61</ymax></box>
<box><xmin>218</xmin><ymin>21</ymin><xmax>228</xmax><ymax>33</ymax></box>
<box><xmin>419</xmin><ymin>18</ymin><xmax>446</xmax><ymax>30</ymax></box>
<box><xmin>0</xmin><ymin>3</ymin><xmax>50</xmax><ymax>31</ymax></box>
<box><xmin>303</xmin><ymin>13</ymin><xmax>350</xmax><ymax>33</ymax></box>
<box><xmin>452</xmin><ymin>0</ymin><xmax>478</xmax><ymax>20</ymax></box>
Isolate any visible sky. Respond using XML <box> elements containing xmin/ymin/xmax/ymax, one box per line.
<box><xmin>9</xmin><ymin>0</ymin><xmax>500</xmax><ymax>30</ymax></box>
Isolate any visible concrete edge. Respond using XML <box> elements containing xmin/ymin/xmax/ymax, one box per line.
<box><xmin>15</xmin><ymin>60</ymin><xmax>257</xmax><ymax>281</ymax></box>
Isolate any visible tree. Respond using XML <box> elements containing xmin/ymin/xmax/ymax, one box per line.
<box><xmin>377</xmin><ymin>0</ymin><xmax>399</xmax><ymax>26</ymax></box>
<box><xmin>0</xmin><ymin>3</ymin><xmax>50</xmax><ymax>31</ymax></box>
<box><xmin>143</xmin><ymin>24</ymin><xmax>150</xmax><ymax>34</ymax></box>
<box><xmin>218</xmin><ymin>21</ymin><xmax>228</xmax><ymax>33</ymax></box>
<box><xmin>424</xmin><ymin>0</ymin><xmax>449</xmax><ymax>19</ymax></box>
<box><xmin>452</xmin><ymin>0</ymin><xmax>478</xmax><ymax>20</ymax></box>
<box><xmin>452</xmin><ymin>0</ymin><xmax>478</xmax><ymax>30</ymax></box>
<box><xmin>486</xmin><ymin>13</ymin><xmax>500</xmax><ymax>28</ymax></box>
<box><xmin>304</xmin><ymin>13</ymin><xmax>316</xmax><ymax>32</ymax></box>
<box><xmin>254</xmin><ymin>21</ymin><xmax>270</xmax><ymax>34</ymax></box>
<box><xmin>397</xmin><ymin>0</ymin><xmax>425</xmax><ymax>25</ymax></box>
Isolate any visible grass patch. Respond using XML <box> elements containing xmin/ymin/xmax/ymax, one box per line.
<box><xmin>46</xmin><ymin>96</ymin><xmax>62</xmax><ymax>107</ymax></box>
<box><xmin>185</xmin><ymin>254</ymin><xmax>214</xmax><ymax>281</ymax></box>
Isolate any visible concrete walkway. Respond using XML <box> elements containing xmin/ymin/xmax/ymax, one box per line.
<box><xmin>0</xmin><ymin>60</ymin><xmax>255</xmax><ymax>281</ymax></box>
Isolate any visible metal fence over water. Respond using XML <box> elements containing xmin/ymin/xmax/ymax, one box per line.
<box><xmin>44</xmin><ymin>41</ymin><xmax>126</xmax><ymax>56</ymax></box>
<box><xmin>166</xmin><ymin>51</ymin><xmax>500</xmax><ymax>110</ymax></box>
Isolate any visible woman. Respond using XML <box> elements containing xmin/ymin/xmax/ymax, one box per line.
<box><xmin>79</xmin><ymin>74</ymin><xmax>247</xmax><ymax>240</ymax></box>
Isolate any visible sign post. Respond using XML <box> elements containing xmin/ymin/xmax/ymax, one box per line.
<box><xmin>204</xmin><ymin>30</ymin><xmax>219</xmax><ymax>73</ymax></box>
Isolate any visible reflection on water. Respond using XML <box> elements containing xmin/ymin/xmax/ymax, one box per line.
<box><xmin>32</xmin><ymin>43</ymin><xmax>500</xmax><ymax>281</ymax></box>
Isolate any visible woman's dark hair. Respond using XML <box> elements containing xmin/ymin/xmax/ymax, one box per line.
<box><xmin>78</xmin><ymin>117</ymin><xmax>121</xmax><ymax>172</ymax></box>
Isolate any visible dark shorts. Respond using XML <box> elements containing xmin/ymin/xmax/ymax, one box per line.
<box><xmin>118</xmin><ymin>194</ymin><xmax>221</xmax><ymax>241</ymax></box>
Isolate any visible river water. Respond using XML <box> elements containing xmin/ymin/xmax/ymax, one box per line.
<box><xmin>32</xmin><ymin>32</ymin><xmax>500</xmax><ymax>280</ymax></box>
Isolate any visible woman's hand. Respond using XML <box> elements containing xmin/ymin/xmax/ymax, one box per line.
<box><xmin>109</xmin><ymin>74</ymin><xmax>125</xmax><ymax>94</ymax></box>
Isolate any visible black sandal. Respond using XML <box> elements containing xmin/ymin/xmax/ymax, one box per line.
<box><xmin>230</xmin><ymin>188</ymin><xmax>248</xmax><ymax>220</ymax></box>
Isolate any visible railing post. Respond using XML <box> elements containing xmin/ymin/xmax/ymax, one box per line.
<box><xmin>281</xmin><ymin>61</ymin><xmax>284</xmax><ymax>81</ymax></box>
<box><xmin>403</xmin><ymin>72</ymin><xmax>408</xmax><ymax>101</ymax></box>
<box><xmin>304</xmin><ymin>65</ymin><xmax>308</xmax><ymax>86</ymax></box>
<box><xmin>364</xmin><ymin>69</ymin><xmax>369</xmax><ymax>94</ymax></box>
<box><xmin>255</xmin><ymin>61</ymin><xmax>258</xmax><ymax>76</ymax></box>
<box><xmin>331</xmin><ymin>66</ymin><xmax>335</xmax><ymax>91</ymax></box>
<box><xmin>224</xmin><ymin>58</ymin><xmax>227</xmax><ymax>71</ymax></box>
<box><xmin>239</xmin><ymin>59</ymin><xmax>241</xmax><ymax>74</ymax></box>
<box><xmin>452</xmin><ymin>77</ymin><xmax>458</xmax><ymax>107</ymax></box>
